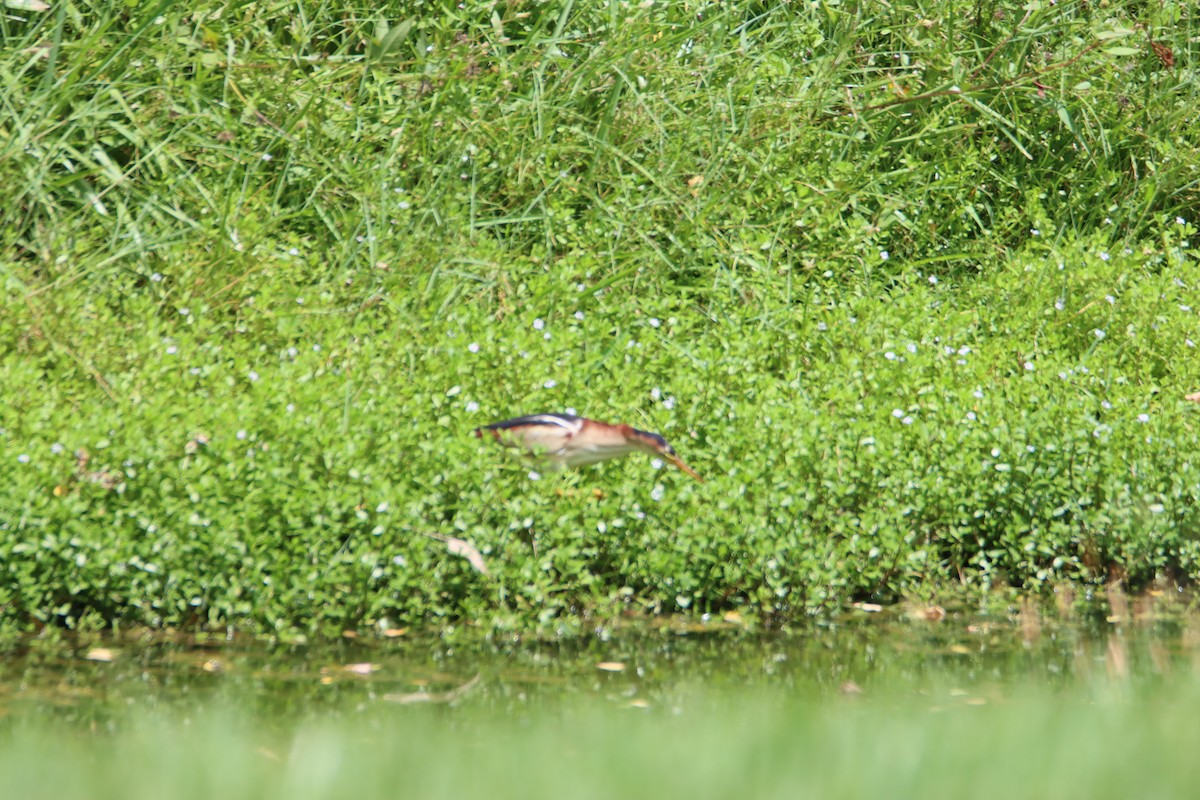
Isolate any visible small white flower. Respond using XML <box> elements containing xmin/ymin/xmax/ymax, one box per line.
<box><xmin>543</xmin><ymin>379</ymin><xmax>557</xmax><ymax>389</ymax></box>
<box><xmin>902</xmin><ymin>416</ymin><xmax>913</xmax><ymax>425</ymax></box>
<box><xmin>650</xmin><ymin>458</ymin><xmax>664</xmax><ymax>469</ymax></box>
<box><xmin>650</xmin><ymin>484</ymin><xmax>665</xmax><ymax>502</ymax></box>
<box><xmin>468</xmin><ymin>342</ymin><xmax>480</xmax><ymax>353</ymax></box>
<box><xmin>1100</xmin><ymin>252</ymin><xmax>1110</xmax><ymax>261</ymax></box>
<box><xmin>928</xmin><ymin>275</ymin><xmax>938</xmax><ymax>285</ymax></box>
<box><xmin>1188</xmin><ymin>339</ymin><xmax>1196</xmax><ymax>348</ymax></box>
<box><xmin>651</xmin><ymin>387</ymin><xmax>662</xmax><ymax>400</ymax></box>
<box><xmin>565</xmin><ymin>407</ymin><xmax>577</xmax><ymax>416</ymax></box>
<box><xmin>663</xmin><ymin>397</ymin><xmax>676</xmax><ymax>410</ymax></box>
<box><xmin>528</xmin><ymin>470</ymin><xmax>541</xmax><ymax>481</ymax></box>
<box><xmin>248</xmin><ymin>370</ymin><xmax>259</xmax><ymax>382</ymax></box>
<box><xmin>1024</xmin><ymin>361</ymin><xmax>1034</xmax><ymax>371</ymax></box>
<box><xmin>50</xmin><ymin>443</ymin><xmax>64</xmax><ymax>454</ymax></box>
<box><xmin>466</xmin><ymin>401</ymin><xmax>479</xmax><ymax>412</ymax></box>
<box><xmin>1093</xmin><ymin>329</ymin><xmax>1105</xmax><ymax>340</ymax></box>
<box><xmin>236</xmin><ymin>430</ymin><xmax>247</xmax><ymax>440</ymax></box>
<box><xmin>1137</xmin><ymin>413</ymin><xmax>1150</xmax><ymax>423</ymax></box>
<box><xmin>649</xmin><ymin>318</ymin><xmax>661</xmax><ymax>327</ymax></box>
<box><xmin>1026</xmin><ymin>445</ymin><xmax>1036</xmax><ymax>453</ymax></box>
<box><xmin>885</xmin><ymin>351</ymin><xmax>897</xmax><ymax>360</ymax></box>
<box><xmin>289</xmin><ymin>247</ymin><xmax>300</xmax><ymax>256</ymax></box>
<box><xmin>574</xmin><ymin>311</ymin><xmax>584</xmax><ymax>321</ymax></box>
<box><xmin>1105</xmin><ymin>295</ymin><xmax>1115</xmax><ymax>304</ymax></box>
<box><xmin>973</xmin><ymin>389</ymin><xmax>984</xmax><ymax>399</ymax></box>
<box><xmin>166</xmin><ymin>345</ymin><xmax>178</xmax><ymax>355</ymax></box>
<box><xmin>151</xmin><ymin>272</ymin><xmax>163</xmax><ymax>282</ymax></box>
<box><xmin>1177</xmin><ymin>216</ymin><xmax>1187</xmax><ymax>225</ymax></box>
<box><xmin>1101</xmin><ymin>400</ymin><xmax>1112</xmax><ymax>410</ymax></box>
<box><xmin>1181</xmin><ymin>305</ymin><xmax>1192</xmax><ymax>312</ymax></box>
<box><xmin>1055</xmin><ymin>298</ymin><xmax>1064</xmax><ymax>311</ymax></box>
<box><xmin>991</xmin><ymin>448</ymin><xmax>1001</xmax><ymax>457</ymax></box>
<box><xmin>816</xmin><ymin>321</ymin><xmax>828</xmax><ymax>331</ymax></box>
<box><xmin>376</xmin><ymin>502</ymin><xmax>389</xmax><ymax>513</ymax></box>
<box><xmin>906</xmin><ymin>343</ymin><xmax>917</xmax><ymax>354</ymax></box>
<box><xmin>286</xmin><ymin>404</ymin><xmax>295</xmax><ymax>413</ymax></box>
<box><xmin>533</xmin><ymin>318</ymin><xmax>545</xmax><ymax>331</ymax></box>
<box><xmin>262</xmin><ymin>153</ymin><xmax>273</xmax><ymax>161</ymax></box>
<box><xmin>892</xmin><ymin>409</ymin><xmax>904</xmax><ymax>418</ymax></box>
<box><xmin>966</xmin><ymin>412</ymin><xmax>977</xmax><ymax>421</ymax></box>
<box><xmin>1030</xmin><ymin>228</ymin><xmax>1040</xmax><ymax>236</ymax></box>
<box><xmin>958</xmin><ymin>346</ymin><xmax>971</xmax><ymax>356</ymax></box>
<box><xmin>190</xmin><ymin>367</ymin><xmax>202</xmax><ymax>376</ymax></box>
<box><xmin>17</xmin><ymin>453</ymin><xmax>30</xmax><ymax>463</ymax></box>
<box><xmin>880</xmin><ymin>250</ymin><xmax>889</xmax><ymax>261</ymax></box>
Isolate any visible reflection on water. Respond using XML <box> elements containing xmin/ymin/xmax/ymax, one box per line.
<box><xmin>2</xmin><ymin>592</ymin><xmax>1196</xmax><ymax>724</ymax></box>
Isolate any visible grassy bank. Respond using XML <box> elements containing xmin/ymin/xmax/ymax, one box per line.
<box><xmin>2</xmin><ymin>0</ymin><xmax>1199</xmax><ymax>634</ymax></box>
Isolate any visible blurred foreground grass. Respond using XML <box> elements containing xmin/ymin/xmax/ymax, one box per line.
<box><xmin>3</xmin><ymin>671</ymin><xmax>1198</xmax><ymax>800</ymax></box>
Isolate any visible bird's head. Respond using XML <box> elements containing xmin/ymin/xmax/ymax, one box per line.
<box><xmin>628</xmin><ymin>428</ymin><xmax>703</xmax><ymax>482</ymax></box>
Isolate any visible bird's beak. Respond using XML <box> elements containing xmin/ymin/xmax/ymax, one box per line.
<box><xmin>667</xmin><ymin>454</ymin><xmax>704</xmax><ymax>483</ymax></box>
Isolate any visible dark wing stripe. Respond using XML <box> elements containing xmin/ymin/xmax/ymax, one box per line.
<box><xmin>482</xmin><ymin>414</ymin><xmax>581</xmax><ymax>431</ymax></box>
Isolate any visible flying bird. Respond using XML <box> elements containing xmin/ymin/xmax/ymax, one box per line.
<box><xmin>473</xmin><ymin>413</ymin><xmax>703</xmax><ymax>482</ymax></box>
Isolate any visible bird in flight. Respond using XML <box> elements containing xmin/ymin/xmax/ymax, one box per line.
<box><xmin>474</xmin><ymin>413</ymin><xmax>703</xmax><ymax>482</ymax></box>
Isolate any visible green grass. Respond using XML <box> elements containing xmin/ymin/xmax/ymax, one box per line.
<box><xmin>2</xmin><ymin>0</ymin><xmax>1199</xmax><ymax>634</ymax></box>
<box><xmin>4</xmin><ymin>669</ymin><xmax>1199</xmax><ymax>799</ymax></box>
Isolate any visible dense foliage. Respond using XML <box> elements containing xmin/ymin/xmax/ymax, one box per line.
<box><xmin>2</xmin><ymin>0</ymin><xmax>1198</xmax><ymax>634</ymax></box>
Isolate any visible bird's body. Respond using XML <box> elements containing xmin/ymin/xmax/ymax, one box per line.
<box><xmin>474</xmin><ymin>413</ymin><xmax>703</xmax><ymax>481</ymax></box>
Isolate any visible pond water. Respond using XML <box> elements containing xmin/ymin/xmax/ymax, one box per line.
<box><xmin>3</xmin><ymin>595</ymin><xmax>1193</xmax><ymax>722</ymax></box>
<box><xmin>4</xmin><ymin>599</ymin><xmax>1200</xmax><ymax>799</ymax></box>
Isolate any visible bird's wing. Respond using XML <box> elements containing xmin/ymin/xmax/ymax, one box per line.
<box><xmin>484</xmin><ymin>414</ymin><xmax>582</xmax><ymax>432</ymax></box>
<box><xmin>481</xmin><ymin>414</ymin><xmax>583</xmax><ymax>454</ymax></box>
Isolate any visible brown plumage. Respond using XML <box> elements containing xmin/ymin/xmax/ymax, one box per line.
<box><xmin>473</xmin><ymin>413</ymin><xmax>703</xmax><ymax>482</ymax></box>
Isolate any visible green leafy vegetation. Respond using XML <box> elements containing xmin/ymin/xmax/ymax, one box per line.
<box><xmin>2</xmin><ymin>0</ymin><xmax>1198</xmax><ymax>634</ymax></box>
